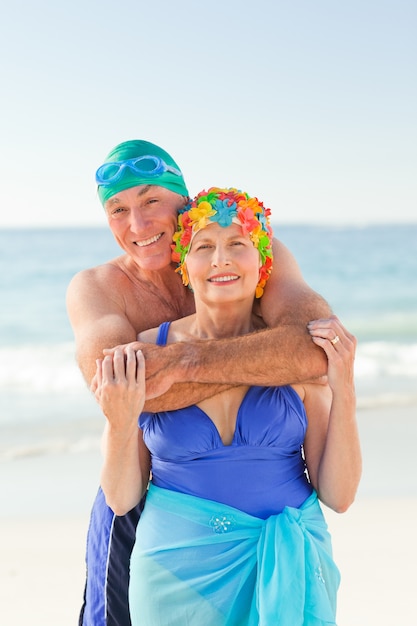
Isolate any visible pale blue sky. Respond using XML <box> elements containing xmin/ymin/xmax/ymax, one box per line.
<box><xmin>1</xmin><ymin>0</ymin><xmax>415</xmax><ymax>227</ymax></box>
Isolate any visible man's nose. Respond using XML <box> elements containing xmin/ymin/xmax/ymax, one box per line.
<box><xmin>129</xmin><ymin>209</ymin><xmax>148</xmax><ymax>231</ymax></box>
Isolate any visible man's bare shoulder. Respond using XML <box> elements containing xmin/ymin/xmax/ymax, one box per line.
<box><xmin>67</xmin><ymin>254</ymin><xmax>196</xmax><ymax>337</ymax></box>
<box><xmin>66</xmin><ymin>257</ymin><xmax>133</xmax><ymax>324</ymax></box>
<box><xmin>67</xmin><ymin>256</ymin><xmax>153</xmax><ymax>311</ymax></box>
<box><xmin>67</xmin><ymin>258</ymin><xmax>132</xmax><ymax>317</ymax></box>
<box><xmin>69</xmin><ymin>255</ymin><xmax>133</xmax><ymax>289</ymax></box>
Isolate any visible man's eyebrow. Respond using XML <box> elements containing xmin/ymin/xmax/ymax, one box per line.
<box><xmin>106</xmin><ymin>197</ymin><xmax>121</xmax><ymax>207</ymax></box>
<box><xmin>136</xmin><ymin>185</ymin><xmax>153</xmax><ymax>197</ymax></box>
<box><xmin>106</xmin><ymin>185</ymin><xmax>154</xmax><ymax>207</ymax></box>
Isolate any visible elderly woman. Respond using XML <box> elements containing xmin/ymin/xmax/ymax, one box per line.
<box><xmin>95</xmin><ymin>188</ymin><xmax>361</xmax><ymax>626</ymax></box>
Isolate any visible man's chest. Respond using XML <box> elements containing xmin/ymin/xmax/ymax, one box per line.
<box><xmin>124</xmin><ymin>284</ymin><xmax>195</xmax><ymax>334</ymax></box>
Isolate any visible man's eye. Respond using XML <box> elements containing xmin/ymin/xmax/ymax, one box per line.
<box><xmin>111</xmin><ymin>207</ymin><xmax>126</xmax><ymax>216</ymax></box>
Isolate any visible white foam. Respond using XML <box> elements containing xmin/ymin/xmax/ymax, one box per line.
<box><xmin>1</xmin><ymin>340</ymin><xmax>415</xmax><ymax>393</ymax></box>
<box><xmin>0</xmin><ymin>343</ymin><xmax>84</xmax><ymax>393</ymax></box>
<box><xmin>355</xmin><ymin>341</ymin><xmax>417</xmax><ymax>379</ymax></box>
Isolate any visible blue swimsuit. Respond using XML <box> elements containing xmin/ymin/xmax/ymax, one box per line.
<box><xmin>140</xmin><ymin>383</ymin><xmax>312</xmax><ymax>518</ymax></box>
<box><xmin>128</xmin><ymin>324</ymin><xmax>337</xmax><ymax>625</ymax></box>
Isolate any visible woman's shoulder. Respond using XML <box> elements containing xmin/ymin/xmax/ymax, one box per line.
<box><xmin>167</xmin><ymin>315</ymin><xmax>197</xmax><ymax>342</ymax></box>
<box><xmin>138</xmin><ymin>315</ymin><xmax>197</xmax><ymax>345</ymax></box>
<box><xmin>137</xmin><ymin>326</ymin><xmax>160</xmax><ymax>343</ymax></box>
<box><xmin>290</xmin><ymin>381</ymin><xmax>332</xmax><ymax>404</ymax></box>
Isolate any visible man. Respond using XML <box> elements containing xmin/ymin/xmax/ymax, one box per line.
<box><xmin>67</xmin><ymin>139</ymin><xmax>331</xmax><ymax>626</ymax></box>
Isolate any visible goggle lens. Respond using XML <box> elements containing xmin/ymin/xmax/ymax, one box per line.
<box><xmin>98</xmin><ymin>163</ymin><xmax>121</xmax><ymax>181</ymax></box>
<box><xmin>96</xmin><ymin>155</ymin><xmax>181</xmax><ymax>185</ymax></box>
<box><xmin>131</xmin><ymin>156</ymin><xmax>161</xmax><ymax>174</ymax></box>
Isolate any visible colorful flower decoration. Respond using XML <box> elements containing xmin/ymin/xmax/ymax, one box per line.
<box><xmin>172</xmin><ymin>187</ymin><xmax>274</xmax><ymax>298</ymax></box>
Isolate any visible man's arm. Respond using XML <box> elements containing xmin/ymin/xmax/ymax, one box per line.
<box><xmin>259</xmin><ymin>239</ymin><xmax>330</xmax><ymax>327</ymax></box>
<box><xmin>66</xmin><ymin>267</ymin><xmax>137</xmax><ymax>385</ymax></box>
<box><xmin>128</xmin><ymin>239</ymin><xmax>332</xmax><ymax>410</ymax></box>
<box><xmin>67</xmin><ymin>266</ymin><xmax>233</xmax><ymax>404</ymax></box>
<box><xmin>134</xmin><ymin>324</ymin><xmax>327</xmax><ymax>409</ymax></box>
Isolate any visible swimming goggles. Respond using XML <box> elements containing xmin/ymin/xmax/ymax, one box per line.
<box><xmin>96</xmin><ymin>155</ymin><xmax>183</xmax><ymax>186</ymax></box>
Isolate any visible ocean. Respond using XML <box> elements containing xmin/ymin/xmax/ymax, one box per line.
<box><xmin>1</xmin><ymin>224</ymin><xmax>416</xmax><ymax>463</ymax></box>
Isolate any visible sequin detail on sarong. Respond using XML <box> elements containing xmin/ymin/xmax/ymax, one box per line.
<box><xmin>209</xmin><ymin>514</ymin><xmax>237</xmax><ymax>534</ymax></box>
<box><xmin>315</xmin><ymin>564</ymin><xmax>326</xmax><ymax>584</ymax></box>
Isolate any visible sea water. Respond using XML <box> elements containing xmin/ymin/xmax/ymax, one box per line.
<box><xmin>1</xmin><ymin>225</ymin><xmax>416</xmax><ymax>460</ymax></box>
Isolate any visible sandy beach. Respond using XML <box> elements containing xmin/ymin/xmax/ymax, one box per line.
<box><xmin>1</xmin><ymin>403</ymin><xmax>416</xmax><ymax>626</ymax></box>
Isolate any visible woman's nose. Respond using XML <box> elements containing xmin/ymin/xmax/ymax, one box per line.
<box><xmin>211</xmin><ymin>245</ymin><xmax>231</xmax><ymax>267</ymax></box>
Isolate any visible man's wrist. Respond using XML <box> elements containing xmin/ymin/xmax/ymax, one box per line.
<box><xmin>164</xmin><ymin>341</ymin><xmax>200</xmax><ymax>384</ymax></box>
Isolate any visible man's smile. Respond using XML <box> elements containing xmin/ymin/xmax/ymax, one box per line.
<box><xmin>134</xmin><ymin>233</ymin><xmax>163</xmax><ymax>247</ymax></box>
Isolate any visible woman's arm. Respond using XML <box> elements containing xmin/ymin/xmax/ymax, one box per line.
<box><xmin>301</xmin><ymin>316</ymin><xmax>362</xmax><ymax>513</ymax></box>
<box><xmin>96</xmin><ymin>346</ymin><xmax>150</xmax><ymax>516</ymax></box>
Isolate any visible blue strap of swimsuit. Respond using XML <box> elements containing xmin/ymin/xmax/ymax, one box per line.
<box><xmin>156</xmin><ymin>321</ymin><xmax>171</xmax><ymax>346</ymax></box>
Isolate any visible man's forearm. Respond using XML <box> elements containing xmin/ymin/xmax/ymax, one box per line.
<box><xmin>143</xmin><ymin>382</ymin><xmax>233</xmax><ymax>412</ymax></box>
<box><xmin>176</xmin><ymin>326</ymin><xmax>327</xmax><ymax>384</ymax></box>
<box><xmin>142</xmin><ymin>324</ymin><xmax>328</xmax><ymax>403</ymax></box>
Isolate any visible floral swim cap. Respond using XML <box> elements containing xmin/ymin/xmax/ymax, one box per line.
<box><xmin>172</xmin><ymin>187</ymin><xmax>274</xmax><ymax>298</ymax></box>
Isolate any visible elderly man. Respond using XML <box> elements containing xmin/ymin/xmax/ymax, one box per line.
<box><xmin>67</xmin><ymin>139</ymin><xmax>330</xmax><ymax>626</ymax></box>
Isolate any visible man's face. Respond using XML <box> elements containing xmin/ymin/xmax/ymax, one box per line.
<box><xmin>104</xmin><ymin>185</ymin><xmax>187</xmax><ymax>271</ymax></box>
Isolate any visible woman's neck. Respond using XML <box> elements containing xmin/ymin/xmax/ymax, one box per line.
<box><xmin>190</xmin><ymin>300</ymin><xmax>255</xmax><ymax>340</ymax></box>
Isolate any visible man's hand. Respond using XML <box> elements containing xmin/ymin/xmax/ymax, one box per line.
<box><xmin>103</xmin><ymin>342</ymin><xmax>177</xmax><ymax>399</ymax></box>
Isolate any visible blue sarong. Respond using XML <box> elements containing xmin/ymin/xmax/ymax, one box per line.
<box><xmin>129</xmin><ymin>485</ymin><xmax>340</xmax><ymax>625</ymax></box>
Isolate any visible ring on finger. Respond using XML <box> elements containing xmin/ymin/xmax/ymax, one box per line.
<box><xmin>330</xmin><ymin>335</ymin><xmax>340</xmax><ymax>345</ymax></box>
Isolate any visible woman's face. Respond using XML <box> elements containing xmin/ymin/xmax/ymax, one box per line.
<box><xmin>185</xmin><ymin>222</ymin><xmax>261</xmax><ymax>305</ymax></box>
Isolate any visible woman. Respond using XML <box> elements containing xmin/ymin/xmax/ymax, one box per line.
<box><xmin>96</xmin><ymin>188</ymin><xmax>361</xmax><ymax>625</ymax></box>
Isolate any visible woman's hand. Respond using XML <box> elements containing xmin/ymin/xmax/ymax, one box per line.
<box><xmin>304</xmin><ymin>315</ymin><xmax>361</xmax><ymax>512</ymax></box>
<box><xmin>94</xmin><ymin>345</ymin><xmax>146</xmax><ymax>429</ymax></box>
<box><xmin>96</xmin><ymin>346</ymin><xmax>150</xmax><ymax>516</ymax></box>
<box><xmin>307</xmin><ymin>314</ymin><xmax>356</xmax><ymax>394</ymax></box>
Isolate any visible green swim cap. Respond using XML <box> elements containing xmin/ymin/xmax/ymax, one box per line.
<box><xmin>96</xmin><ymin>139</ymin><xmax>189</xmax><ymax>205</ymax></box>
